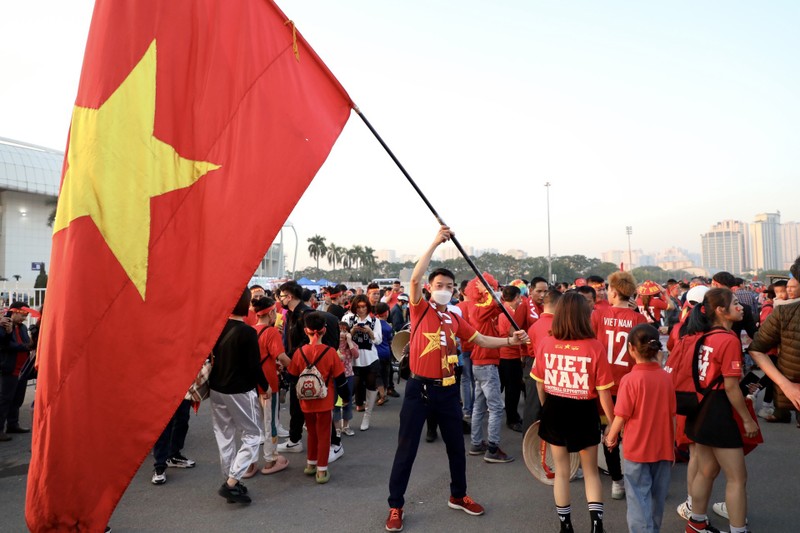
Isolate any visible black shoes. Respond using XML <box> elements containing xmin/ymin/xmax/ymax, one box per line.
<box><xmin>6</xmin><ymin>426</ymin><xmax>30</xmax><ymax>434</ymax></box>
<box><xmin>218</xmin><ymin>481</ymin><xmax>251</xmax><ymax>504</ymax></box>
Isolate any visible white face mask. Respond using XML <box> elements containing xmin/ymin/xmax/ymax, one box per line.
<box><xmin>431</xmin><ymin>290</ymin><xmax>452</xmax><ymax>306</ymax></box>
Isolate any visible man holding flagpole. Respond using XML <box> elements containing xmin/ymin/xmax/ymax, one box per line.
<box><xmin>385</xmin><ymin>225</ymin><xmax>529</xmax><ymax>532</ymax></box>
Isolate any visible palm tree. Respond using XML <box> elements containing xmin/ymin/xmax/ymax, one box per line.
<box><xmin>307</xmin><ymin>235</ymin><xmax>327</xmax><ymax>270</ymax></box>
<box><xmin>344</xmin><ymin>247</ymin><xmax>360</xmax><ymax>269</ymax></box>
<box><xmin>326</xmin><ymin>244</ymin><xmax>343</xmax><ymax>270</ymax></box>
<box><xmin>362</xmin><ymin>246</ymin><xmax>376</xmax><ymax>277</ymax></box>
<box><xmin>350</xmin><ymin>245</ymin><xmax>365</xmax><ymax>269</ymax></box>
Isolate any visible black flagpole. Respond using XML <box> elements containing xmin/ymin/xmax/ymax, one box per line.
<box><xmin>354</xmin><ymin>106</ymin><xmax>522</xmax><ymax>332</ymax></box>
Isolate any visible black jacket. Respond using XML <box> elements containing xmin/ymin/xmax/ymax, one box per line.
<box><xmin>209</xmin><ymin>319</ymin><xmax>269</xmax><ymax>394</ymax></box>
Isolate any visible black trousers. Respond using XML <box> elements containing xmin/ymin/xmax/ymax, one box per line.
<box><xmin>388</xmin><ymin>378</ymin><xmax>466</xmax><ymax>509</ymax></box>
<box><xmin>498</xmin><ymin>358</ymin><xmax>523</xmax><ymax>425</ymax></box>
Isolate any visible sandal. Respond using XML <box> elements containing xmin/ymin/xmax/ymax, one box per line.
<box><xmin>316</xmin><ymin>470</ymin><xmax>330</xmax><ymax>484</ymax></box>
<box><xmin>377</xmin><ymin>396</ymin><xmax>388</xmax><ymax>406</ymax></box>
<box><xmin>261</xmin><ymin>455</ymin><xmax>289</xmax><ymax>475</ymax></box>
<box><xmin>242</xmin><ymin>463</ymin><xmax>259</xmax><ymax>479</ymax></box>
<box><xmin>303</xmin><ymin>464</ymin><xmax>317</xmax><ymax>475</ymax></box>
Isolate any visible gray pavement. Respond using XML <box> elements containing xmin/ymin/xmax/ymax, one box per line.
<box><xmin>2</xmin><ymin>382</ymin><xmax>799</xmax><ymax>532</ymax></box>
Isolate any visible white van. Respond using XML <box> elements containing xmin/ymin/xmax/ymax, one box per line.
<box><xmin>371</xmin><ymin>278</ymin><xmax>401</xmax><ymax>289</ymax></box>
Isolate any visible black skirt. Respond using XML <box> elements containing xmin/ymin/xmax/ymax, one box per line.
<box><xmin>686</xmin><ymin>390</ymin><xmax>743</xmax><ymax>448</ymax></box>
<box><xmin>538</xmin><ymin>394</ymin><xmax>601</xmax><ymax>453</ymax></box>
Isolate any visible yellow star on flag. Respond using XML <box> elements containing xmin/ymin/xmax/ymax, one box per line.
<box><xmin>419</xmin><ymin>329</ymin><xmax>442</xmax><ymax>358</ymax></box>
<box><xmin>53</xmin><ymin>40</ymin><xmax>220</xmax><ymax>300</ymax></box>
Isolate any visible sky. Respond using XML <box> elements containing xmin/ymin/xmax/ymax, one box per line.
<box><xmin>2</xmin><ymin>1</ymin><xmax>799</xmax><ymax>271</ymax></box>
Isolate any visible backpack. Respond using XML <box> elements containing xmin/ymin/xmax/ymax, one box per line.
<box><xmin>666</xmin><ymin>330</ymin><xmax>725</xmax><ymax>416</ymax></box>
<box><xmin>296</xmin><ymin>346</ymin><xmax>331</xmax><ymax>400</ymax></box>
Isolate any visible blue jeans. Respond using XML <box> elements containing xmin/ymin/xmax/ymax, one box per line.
<box><xmin>624</xmin><ymin>459</ymin><xmax>671</xmax><ymax>533</ymax></box>
<box><xmin>471</xmin><ymin>364</ymin><xmax>503</xmax><ymax>447</ymax></box>
<box><xmin>460</xmin><ymin>351</ymin><xmax>474</xmax><ymax>418</ymax></box>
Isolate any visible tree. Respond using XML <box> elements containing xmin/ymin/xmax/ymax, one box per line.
<box><xmin>46</xmin><ymin>197</ymin><xmax>58</xmax><ymax>227</ymax></box>
<box><xmin>326</xmin><ymin>244</ymin><xmax>343</xmax><ymax>270</ymax></box>
<box><xmin>34</xmin><ymin>264</ymin><xmax>48</xmax><ymax>307</ymax></box>
<box><xmin>306</xmin><ymin>235</ymin><xmax>327</xmax><ymax>270</ymax></box>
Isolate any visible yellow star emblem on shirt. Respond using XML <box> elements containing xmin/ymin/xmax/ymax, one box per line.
<box><xmin>53</xmin><ymin>40</ymin><xmax>221</xmax><ymax>300</ymax></box>
<box><xmin>419</xmin><ymin>329</ymin><xmax>442</xmax><ymax>358</ymax></box>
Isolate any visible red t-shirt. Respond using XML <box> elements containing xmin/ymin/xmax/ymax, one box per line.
<box><xmin>594</xmin><ymin>299</ymin><xmax>611</xmax><ymax>312</ymax></box>
<box><xmin>409</xmin><ymin>299</ymin><xmax>477</xmax><ymax>379</ymax></box>
<box><xmin>531</xmin><ymin>337</ymin><xmax>614</xmax><ymax>400</ymax></box>
<box><xmin>696</xmin><ymin>328</ymin><xmax>743</xmax><ymax>392</ymax></box>
<box><xmin>253</xmin><ymin>324</ymin><xmax>285</xmax><ymax>394</ymax></box>
<box><xmin>614</xmin><ymin>362</ymin><xmax>675</xmax><ymax>463</ymax></box>
<box><xmin>287</xmin><ymin>343</ymin><xmax>344</xmax><ymax>413</ymax></box>
<box><xmin>497</xmin><ymin>303</ymin><xmax>525</xmax><ymax>360</ymax></box>
<box><xmin>456</xmin><ymin>300</ymin><xmax>476</xmax><ymax>352</ymax></box>
<box><xmin>526</xmin><ymin>296</ymin><xmax>543</xmax><ymax>323</ymax></box>
<box><xmin>636</xmin><ymin>296</ymin><xmax>668</xmax><ymax>324</ymax></box>
<box><xmin>244</xmin><ymin>309</ymin><xmax>258</xmax><ymax>326</ymax></box>
<box><xmin>592</xmin><ymin>306</ymin><xmax>647</xmax><ymax>395</ymax></box>
<box><xmin>526</xmin><ymin>313</ymin><xmax>553</xmax><ymax>359</ymax></box>
<box><xmin>468</xmin><ymin>294</ymin><xmax>501</xmax><ymax>366</ymax></box>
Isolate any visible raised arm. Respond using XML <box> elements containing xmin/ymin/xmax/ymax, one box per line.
<box><xmin>410</xmin><ymin>226</ymin><xmax>452</xmax><ymax>305</ymax></box>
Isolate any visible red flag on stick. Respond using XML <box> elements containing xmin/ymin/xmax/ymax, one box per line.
<box><xmin>26</xmin><ymin>1</ymin><xmax>352</xmax><ymax>530</ymax></box>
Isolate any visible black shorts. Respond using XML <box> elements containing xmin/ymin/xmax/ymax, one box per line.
<box><xmin>686</xmin><ymin>390</ymin><xmax>743</xmax><ymax>448</ymax></box>
<box><xmin>538</xmin><ymin>394</ymin><xmax>601</xmax><ymax>453</ymax></box>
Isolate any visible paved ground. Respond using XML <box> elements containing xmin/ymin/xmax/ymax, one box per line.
<box><xmin>2</xmin><ymin>382</ymin><xmax>799</xmax><ymax>532</ymax></box>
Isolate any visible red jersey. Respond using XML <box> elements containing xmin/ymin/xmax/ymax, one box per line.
<box><xmin>253</xmin><ymin>324</ymin><xmax>285</xmax><ymax>394</ymax></box>
<box><xmin>591</xmin><ymin>306</ymin><xmax>647</xmax><ymax>395</ymax></box>
<box><xmin>244</xmin><ymin>309</ymin><xmax>258</xmax><ymax>326</ymax></box>
<box><xmin>456</xmin><ymin>300</ymin><xmax>476</xmax><ymax>352</ymax></box>
<box><xmin>526</xmin><ymin>313</ymin><xmax>553</xmax><ymax>358</ymax></box>
<box><xmin>531</xmin><ymin>337</ymin><xmax>614</xmax><ymax>400</ymax></box>
<box><xmin>636</xmin><ymin>296</ymin><xmax>668</xmax><ymax>325</ymax></box>
<box><xmin>614</xmin><ymin>362</ymin><xmax>675</xmax><ymax>463</ymax></box>
<box><xmin>468</xmin><ymin>294</ymin><xmax>501</xmax><ymax>366</ymax></box>
<box><xmin>409</xmin><ymin>299</ymin><xmax>477</xmax><ymax>379</ymax></box>
<box><xmin>287</xmin><ymin>343</ymin><xmax>344</xmax><ymax>413</ymax></box>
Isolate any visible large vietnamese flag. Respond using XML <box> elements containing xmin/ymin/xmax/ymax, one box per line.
<box><xmin>26</xmin><ymin>1</ymin><xmax>352</xmax><ymax>530</ymax></box>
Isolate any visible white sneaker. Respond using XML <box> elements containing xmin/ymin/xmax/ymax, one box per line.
<box><xmin>342</xmin><ymin>425</ymin><xmax>355</xmax><ymax>436</ymax></box>
<box><xmin>328</xmin><ymin>444</ymin><xmax>344</xmax><ymax>463</ymax></box>
<box><xmin>712</xmin><ymin>501</ymin><xmax>729</xmax><ymax>519</ymax></box>
<box><xmin>676</xmin><ymin>500</ymin><xmax>692</xmax><ymax>520</ymax></box>
<box><xmin>151</xmin><ymin>467</ymin><xmax>166</xmax><ymax>485</ymax></box>
<box><xmin>611</xmin><ymin>480</ymin><xmax>625</xmax><ymax>500</ymax></box>
<box><xmin>276</xmin><ymin>426</ymin><xmax>290</xmax><ymax>438</ymax></box>
<box><xmin>757</xmin><ymin>405</ymin><xmax>774</xmax><ymax>419</ymax></box>
<box><xmin>276</xmin><ymin>439</ymin><xmax>304</xmax><ymax>453</ymax></box>
<box><xmin>574</xmin><ymin>467</ymin><xmax>584</xmax><ymax>480</ymax></box>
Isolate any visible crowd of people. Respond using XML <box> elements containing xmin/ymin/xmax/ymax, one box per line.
<box><xmin>6</xmin><ymin>225</ymin><xmax>800</xmax><ymax>533</ymax></box>
<box><xmin>187</xmin><ymin>227</ymin><xmax>797</xmax><ymax>533</ymax></box>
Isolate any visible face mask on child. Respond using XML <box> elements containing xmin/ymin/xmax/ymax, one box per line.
<box><xmin>431</xmin><ymin>290</ymin><xmax>452</xmax><ymax>306</ymax></box>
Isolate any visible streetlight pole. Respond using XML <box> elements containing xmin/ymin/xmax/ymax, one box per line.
<box><xmin>626</xmin><ymin>226</ymin><xmax>633</xmax><ymax>270</ymax></box>
<box><xmin>545</xmin><ymin>182</ymin><xmax>552</xmax><ymax>284</ymax></box>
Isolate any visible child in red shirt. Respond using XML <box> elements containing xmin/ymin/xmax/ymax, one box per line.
<box><xmin>606</xmin><ymin>324</ymin><xmax>675</xmax><ymax>533</ymax></box>
<box><xmin>287</xmin><ymin>312</ymin><xmax>350</xmax><ymax>484</ymax></box>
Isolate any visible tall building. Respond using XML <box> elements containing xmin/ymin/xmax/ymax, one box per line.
<box><xmin>782</xmin><ymin>221</ymin><xmax>800</xmax><ymax>270</ymax></box>
<box><xmin>601</xmin><ymin>249</ymin><xmax>646</xmax><ymax>269</ymax></box>
<box><xmin>506</xmin><ymin>249</ymin><xmax>528</xmax><ymax>260</ymax></box>
<box><xmin>750</xmin><ymin>212</ymin><xmax>781</xmax><ymax>272</ymax></box>
<box><xmin>701</xmin><ymin>220</ymin><xmax>749</xmax><ymax>274</ymax></box>
<box><xmin>376</xmin><ymin>249</ymin><xmax>397</xmax><ymax>263</ymax></box>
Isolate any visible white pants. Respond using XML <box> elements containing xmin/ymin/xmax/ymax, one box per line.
<box><xmin>261</xmin><ymin>393</ymin><xmax>279</xmax><ymax>462</ymax></box>
<box><xmin>210</xmin><ymin>389</ymin><xmax>262</xmax><ymax>480</ymax></box>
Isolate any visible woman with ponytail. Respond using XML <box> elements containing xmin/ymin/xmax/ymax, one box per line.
<box><xmin>679</xmin><ymin>288</ymin><xmax>758</xmax><ymax>533</ymax></box>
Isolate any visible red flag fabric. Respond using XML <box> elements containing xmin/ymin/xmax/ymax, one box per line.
<box><xmin>26</xmin><ymin>1</ymin><xmax>352</xmax><ymax>530</ymax></box>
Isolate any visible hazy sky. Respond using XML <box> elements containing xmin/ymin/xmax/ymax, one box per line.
<box><xmin>3</xmin><ymin>1</ymin><xmax>799</xmax><ymax>270</ymax></box>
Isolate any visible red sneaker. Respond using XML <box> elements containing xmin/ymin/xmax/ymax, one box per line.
<box><xmin>448</xmin><ymin>495</ymin><xmax>485</xmax><ymax>516</ymax></box>
<box><xmin>385</xmin><ymin>507</ymin><xmax>403</xmax><ymax>531</ymax></box>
